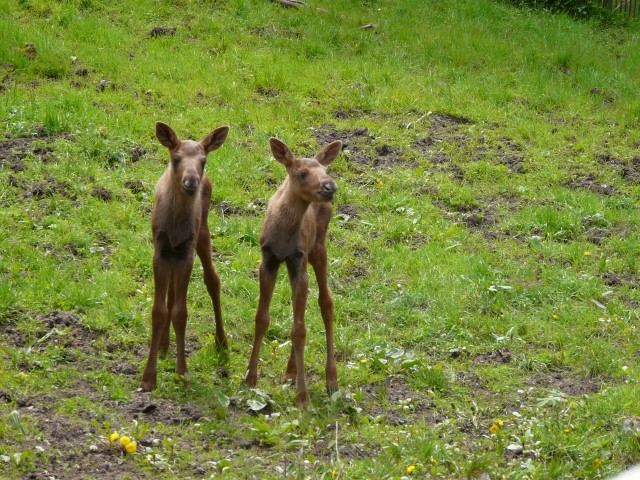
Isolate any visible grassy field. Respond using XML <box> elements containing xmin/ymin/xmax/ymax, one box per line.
<box><xmin>1</xmin><ymin>0</ymin><xmax>640</xmax><ymax>478</ymax></box>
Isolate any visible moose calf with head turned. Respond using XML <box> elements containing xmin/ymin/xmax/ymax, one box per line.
<box><xmin>140</xmin><ymin>122</ymin><xmax>229</xmax><ymax>392</ymax></box>
<box><xmin>245</xmin><ymin>137</ymin><xmax>342</xmax><ymax>408</ymax></box>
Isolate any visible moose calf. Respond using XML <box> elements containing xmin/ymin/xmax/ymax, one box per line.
<box><xmin>140</xmin><ymin>122</ymin><xmax>229</xmax><ymax>392</ymax></box>
<box><xmin>245</xmin><ymin>138</ymin><xmax>342</xmax><ymax>408</ymax></box>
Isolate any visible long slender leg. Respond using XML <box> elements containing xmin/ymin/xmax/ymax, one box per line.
<box><xmin>171</xmin><ymin>262</ymin><xmax>193</xmax><ymax>378</ymax></box>
<box><xmin>196</xmin><ymin>221</ymin><xmax>228</xmax><ymax>349</ymax></box>
<box><xmin>245</xmin><ymin>253</ymin><xmax>279</xmax><ymax>387</ymax></box>
<box><xmin>159</xmin><ymin>271</ymin><xmax>174</xmax><ymax>356</ymax></box>
<box><xmin>286</xmin><ymin>256</ymin><xmax>309</xmax><ymax>408</ymax></box>
<box><xmin>310</xmin><ymin>246</ymin><xmax>338</xmax><ymax>394</ymax></box>
<box><xmin>140</xmin><ymin>258</ymin><xmax>171</xmax><ymax>391</ymax></box>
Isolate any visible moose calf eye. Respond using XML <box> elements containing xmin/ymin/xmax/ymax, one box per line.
<box><xmin>299</xmin><ymin>171</ymin><xmax>308</xmax><ymax>180</ymax></box>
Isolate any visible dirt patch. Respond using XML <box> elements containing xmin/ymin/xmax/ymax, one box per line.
<box><xmin>361</xmin><ymin>375</ymin><xmax>438</xmax><ymax>427</ymax></box>
<box><xmin>526</xmin><ymin>370</ymin><xmax>604</xmax><ymax>397</ymax></box>
<box><xmin>124</xmin><ymin>180</ymin><xmax>145</xmax><ymax>194</ymax></box>
<box><xmin>8</xmin><ymin>174</ymin><xmax>74</xmax><ymax>200</ymax></box>
<box><xmin>412</xmin><ymin>112</ymin><xmax>473</xmax><ymax>153</ymax></box>
<box><xmin>565</xmin><ymin>171</ymin><xmax>619</xmax><ymax>196</ymax></box>
<box><xmin>596</xmin><ymin>152</ymin><xmax>640</xmax><ymax>184</ymax></box>
<box><xmin>336</xmin><ymin>203</ymin><xmax>360</xmax><ymax>219</ymax></box>
<box><xmin>584</xmin><ymin>227</ymin><xmax>611</xmax><ymax>245</ymax></box>
<box><xmin>601</xmin><ymin>272</ymin><xmax>639</xmax><ymax>288</ymax></box>
<box><xmin>128</xmin><ymin>392</ymin><xmax>205</xmax><ymax>425</ymax></box>
<box><xmin>149</xmin><ymin>26</ymin><xmax>176</xmax><ymax>37</ymax></box>
<box><xmin>472</xmin><ymin>349</ymin><xmax>512</xmax><ymax>366</ymax></box>
<box><xmin>129</xmin><ymin>146</ymin><xmax>147</xmax><ymax>162</ymax></box>
<box><xmin>0</xmin><ymin>134</ymin><xmax>73</xmax><ymax>172</ymax></box>
<box><xmin>218</xmin><ymin>199</ymin><xmax>265</xmax><ymax>216</ymax></box>
<box><xmin>0</xmin><ymin>310</ymin><xmax>99</xmax><ymax>352</ymax></box>
<box><xmin>312</xmin><ymin>125</ymin><xmax>415</xmax><ymax>170</ymax></box>
<box><xmin>92</xmin><ymin>186</ymin><xmax>113</xmax><ymax>201</ymax></box>
<box><xmin>11</xmin><ymin>393</ymin><xmax>152</xmax><ymax>480</ymax></box>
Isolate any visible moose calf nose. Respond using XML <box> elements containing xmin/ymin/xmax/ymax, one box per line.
<box><xmin>182</xmin><ymin>176</ymin><xmax>199</xmax><ymax>192</ymax></box>
<box><xmin>322</xmin><ymin>182</ymin><xmax>337</xmax><ymax>193</ymax></box>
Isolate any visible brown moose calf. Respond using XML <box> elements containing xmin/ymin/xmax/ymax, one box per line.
<box><xmin>140</xmin><ymin>122</ymin><xmax>229</xmax><ymax>392</ymax></box>
<box><xmin>245</xmin><ymin>138</ymin><xmax>342</xmax><ymax>408</ymax></box>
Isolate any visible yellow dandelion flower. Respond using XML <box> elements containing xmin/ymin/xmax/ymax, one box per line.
<box><xmin>332</xmin><ymin>468</ymin><xmax>337</xmax><ymax>478</ymax></box>
<box><xmin>406</xmin><ymin>465</ymin><xmax>416</xmax><ymax>474</ymax></box>
<box><xmin>564</xmin><ymin>428</ymin><xmax>571</xmax><ymax>433</ymax></box>
<box><xmin>109</xmin><ymin>432</ymin><xmax>120</xmax><ymax>443</ymax></box>
<box><xmin>593</xmin><ymin>458</ymin><xmax>602</xmax><ymax>469</ymax></box>
<box><xmin>125</xmin><ymin>442</ymin><xmax>137</xmax><ymax>454</ymax></box>
<box><xmin>489</xmin><ymin>424</ymin><xmax>500</xmax><ymax>434</ymax></box>
<box><xmin>376</xmin><ymin>179</ymin><xmax>383</xmax><ymax>188</ymax></box>
<box><xmin>359</xmin><ymin>358</ymin><xmax>368</xmax><ymax>363</ymax></box>
<box><xmin>553</xmin><ymin>314</ymin><xmax>559</xmax><ymax>320</ymax></box>
<box><xmin>584</xmin><ymin>251</ymin><xmax>591</xmax><ymax>256</ymax></box>
<box><xmin>495</xmin><ymin>419</ymin><xmax>504</xmax><ymax>427</ymax></box>
<box><xmin>119</xmin><ymin>435</ymin><xmax>131</xmax><ymax>446</ymax></box>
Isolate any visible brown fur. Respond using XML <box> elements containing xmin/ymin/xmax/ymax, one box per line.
<box><xmin>245</xmin><ymin>138</ymin><xmax>342</xmax><ymax>408</ymax></box>
<box><xmin>140</xmin><ymin>122</ymin><xmax>229</xmax><ymax>392</ymax></box>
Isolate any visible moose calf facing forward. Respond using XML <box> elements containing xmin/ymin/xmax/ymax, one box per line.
<box><xmin>245</xmin><ymin>138</ymin><xmax>342</xmax><ymax>408</ymax></box>
<box><xmin>140</xmin><ymin>122</ymin><xmax>229</xmax><ymax>392</ymax></box>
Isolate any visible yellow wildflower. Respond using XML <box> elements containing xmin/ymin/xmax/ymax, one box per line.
<box><xmin>109</xmin><ymin>432</ymin><xmax>120</xmax><ymax>443</ymax></box>
<box><xmin>125</xmin><ymin>442</ymin><xmax>137</xmax><ymax>454</ymax></box>
<box><xmin>376</xmin><ymin>179</ymin><xmax>383</xmax><ymax>188</ymax></box>
<box><xmin>119</xmin><ymin>435</ymin><xmax>131</xmax><ymax>446</ymax></box>
<box><xmin>584</xmin><ymin>251</ymin><xmax>591</xmax><ymax>256</ymax></box>
<box><xmin>553</xmin><ymin>314</ymin><xmax>559</xmax><ymax>320</ymax></box>
<box><xmin>359</xmin><ymin>358</ymin><xmax>368</xmax><ymax>363</ymax></box>
<box><xmin>593</xmin><ymin>458</ymin><xmax>602</xmax><ymax>469</ymax></box>
<box><xmin>564</xmin><ymin>428</ymin><xmax>571</xmax><ymax>433</ymax></box>
<box><xmin>489</xmin><ymin>424</ymin><xmax>500</xmax><ymax>434</ymax></box>
<box><xmin>495</xmin><ymin>419</ymin><xmax>504</xmax><ymax>427</ymax></box>
<box><xmin>406</xmin><ymin>465</ymin><xmax>416</xmax><ymax>474</ymax></box>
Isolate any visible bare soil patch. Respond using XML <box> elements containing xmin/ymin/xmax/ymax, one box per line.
<box><xmin>312</xmin><ymin>124</ymin><xmax>415</xmax><ymax>170</ymax></box>
<box><xmin>526</xmin><ymin>370</ymin><xmax>605</xmax><ymax>396</ymax></box>
<box><xmin>472</xmin><ymin>349</ymin><xmax>513</xmax><ymax>366</ymax></box>
<box><xmin>361</xmin><ymin>375</ymin><xmax>439</xmax><ymax>427</ymax></box>
<box><xmin>0</xmin><ymin>133</ymin><xmax>73</xmax><ymax>172</ymax></box>
<box><xmin>565</xmin><ymin>170</ymin><xmax>620</xmax><ymax>196</ymax></box>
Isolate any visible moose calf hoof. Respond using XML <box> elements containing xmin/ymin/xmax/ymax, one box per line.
<box><xmin>295</xmin><ymin>390</ymin><xmax>310</xmax><ymax>409</ymax></box>
<box><xmin>244</xmin><ymin>373</ymin><xmax>257</xmax><ymax>388</ymax></box>
<box><xmin>215</xmin><ymin>336</ymin><xmax>229</xmax><ymax>351</ymax></box>
<box><xmin>326</xmin><ymin>385</ymin><xmax>339</xmax><ymax>397</ymax></box>
<box><xmin>139</xmin><ymin>379</ymin><xmax>156</xmax><ymax>392</ymax></box>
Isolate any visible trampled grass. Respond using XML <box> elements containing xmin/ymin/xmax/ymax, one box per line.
<box><xmin>1</xmin><ymin>0</ymin><xmax>640</xmax><ymax>478</ymax></box>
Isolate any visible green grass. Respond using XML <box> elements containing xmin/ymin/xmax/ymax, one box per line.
<box><xmin>1</xmin><ymin>0</ymin><xmax>640</xmax><ymax>478</ymax></box>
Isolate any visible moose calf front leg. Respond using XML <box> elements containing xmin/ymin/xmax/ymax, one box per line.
<box><xmin>158</xmin><ymin>275</ymin><xmax>174</xmax><ymax>356</ymax></box>
<box><xmin>246</xmin><ymin>259</ymin><xmax>279</xmax><ymax>387</ymax></box>
<box><xmin>171</xmin><ymin>266</ymin><xmax>193</xmax><ymax>379</ymax></box>
<box><xmin>141</xmin><ymin>261</ymin><xmax>171</xmax><ymax>391</ymax></box>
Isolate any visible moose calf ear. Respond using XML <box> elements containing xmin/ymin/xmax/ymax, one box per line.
<box><xmin>156</xmin><ymin>122</ymin><xmax>180</xmax><ymax>150</ymax></box>
<box><xmin>270</xmin><ymin>138</ymin><xmax>295</xmax><ymax>167</ymax></box>
<box><xmin>202</xmin><ymin>126</ymin><xmax>230</xmax><ymax>153</ymax></box>
<box><xmin>315</xmin><ymin>140</ymin><xmax>342</xmax><ymax>166</ymax></box>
